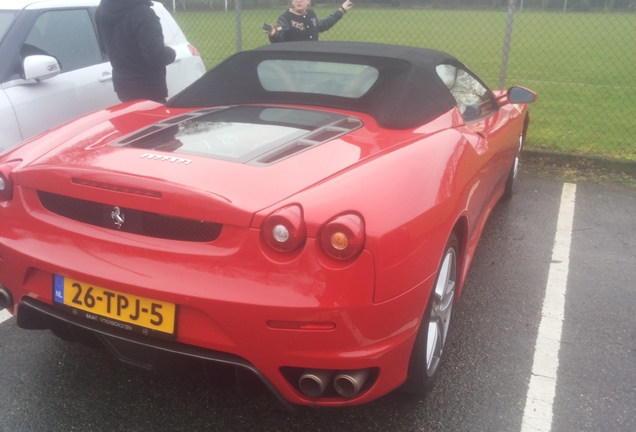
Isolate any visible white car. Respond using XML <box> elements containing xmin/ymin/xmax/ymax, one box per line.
<box><xmin>0</xmin><ymin>0</ymin><xmax>206</xmax><ymax>152</ymax></box>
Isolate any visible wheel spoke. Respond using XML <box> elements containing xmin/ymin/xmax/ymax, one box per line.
<box><xmin>512</xmin><ymin>134</ymin><xmax>522</xmax><ymax>180</ymax></box>
<box><xmin>426</xmin><ymin>316</ymin><xmax>442</xmax><ymax>374</ymax></box>
<box><xmin>435</xmin><ymin>250</ymin><xmax>456</xmax><ymax>312</ymax></box>
<box><xmin>439</xmin><ymin>279</ymin><xmax>455</xmax><ymax>312</ymax></box>
<box><xmin>434</xmin><ymin>254</ymin><xmax>452</xmax><ymax>298</ymax></box>
<box><xmin>427</xmin><ymin>247</ymin><xmax>456</xmax><ymax>375</ymax></box>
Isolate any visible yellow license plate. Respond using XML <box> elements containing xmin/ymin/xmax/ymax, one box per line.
<box><xmin>53</xmin><ymin>275</ymin><xmax>175</xmax><ymax>335</ymax></box>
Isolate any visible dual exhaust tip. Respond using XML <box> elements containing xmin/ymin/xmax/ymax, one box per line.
<box><xmin>0</xmin><ymin>285</ymin><xmax>13</xmax><ymax>310</ymax></box>
<box><xmin>298</xmin><ymin>368</ymin><xmax>370</xmax><ymax>398</ymax></box>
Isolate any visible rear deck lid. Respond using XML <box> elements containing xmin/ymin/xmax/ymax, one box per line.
<box><xmin>14</xmin><ymin>106</ymin><xmax>370</xmax><ymax>227</ymax></box>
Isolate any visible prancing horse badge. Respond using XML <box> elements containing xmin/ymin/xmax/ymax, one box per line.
<box><xmin>111</xmin><ymin>206</ymin><xmax>125</xmax><ymax>229</ymax></box>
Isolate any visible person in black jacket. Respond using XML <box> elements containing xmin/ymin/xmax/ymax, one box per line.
<box><xmin>96</xmin><ymin>0</ymin><xmax>176</xmax><ymax>103</ymax></box>
<box><xmin>264</xmin><ymin>0</ymin><xmax>353</xmax><ymax>43</ymax></box>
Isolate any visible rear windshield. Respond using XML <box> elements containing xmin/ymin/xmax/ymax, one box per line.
<box><xmin>114</xmin><ymin>106</ymin><xmax>362</xmax><ymax>165</ymax></box>
<box><xmin>257</xmin><ymin>60</ymin><xmax>379</xmax><ymax>98</ymax></box>
<box><xmin>0</xmin><ymin>11</ymin><xmax>18</xmax><ymax>43</ymax></box>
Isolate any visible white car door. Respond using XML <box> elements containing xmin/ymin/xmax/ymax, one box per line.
<box><xmin>0</xmin><ymin>90</ymin><xmax>23</xmax><ymax>152</ymax></box>
<box><xmin>3</xmin><ymin>7</ymin><xmax>118</xmax><ymax>145</ymax></box>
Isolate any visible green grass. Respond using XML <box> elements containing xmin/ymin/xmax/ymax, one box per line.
<box><xmin>173</xmin><ymin>8</ymin><xmax>636</xmax><ymax>161</ymax></box>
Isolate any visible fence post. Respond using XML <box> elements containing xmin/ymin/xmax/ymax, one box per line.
<box><xmin>498</xmin><ymin>0</ymin><xmax>516</xmax><ymax>90</ymax></box>
<box><xmin>235</xmin><ymin>0</ymin><xmax>242</xmax><ymax>52</ymax></box>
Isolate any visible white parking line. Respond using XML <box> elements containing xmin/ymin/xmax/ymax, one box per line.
<box><xmin>0</xmin><ymin>309</ymin><xmax>12</xmax><ymax>324</ymax></box>
<box><xmin>521</xmin><ymin>183</ymin><xmax>576</xmax><ymax>432</ymax></box>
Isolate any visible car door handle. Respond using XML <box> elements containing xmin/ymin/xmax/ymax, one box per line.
<box><xmin>98</xmin><ymin>72</ymin><xmax>112</xmax><ymax>82</ymax></box>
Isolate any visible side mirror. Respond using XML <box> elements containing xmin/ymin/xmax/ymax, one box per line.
<box><xmin>462</xmin><ymin>105</ymin><xmax>480</xmax><ymax>120</ymax></box>
<box><xmin>23</xmin><ymin>55</ymin><xmax>60</xmax><ymax>81</ymax></box>
<box><xmin>507</xmin><ymin>86</ymin><xmax>536</xmax><ymax>104</ymax></box>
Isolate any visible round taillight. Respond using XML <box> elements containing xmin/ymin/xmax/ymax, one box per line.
<box><xmin>262</xmin><ymin>205</ymin><xmax>306</xmax><ymax>252</ymax></box>
<box><xmin>320</xmin><ymin>214</ymin><xmax>365</xmax><ymax>260</ymax></box>
<box><xmin>0</xmin><ymin>166</ymin><xmax>14</xmax><ymax>201</ymax></box>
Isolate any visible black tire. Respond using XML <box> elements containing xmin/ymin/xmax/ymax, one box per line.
<box><xmin>405</xmin><ymin>232</ymin><xmax>459</xmax><ymax>395</ymax></box>
<box><xmin>502</xmin><ymin>115</ymin><xmax>529</xmax><ymax>200</ymax></box>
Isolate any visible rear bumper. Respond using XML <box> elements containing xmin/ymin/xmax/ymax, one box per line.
<box><xmin>17</xmin><ymin>296</ymin><xmax>295</xmax><ymax>410</ymax></box>
<box><xmin>14</xmin><ymin>280</ymin><xmax>428</xmax><ymax>407</ymax></box>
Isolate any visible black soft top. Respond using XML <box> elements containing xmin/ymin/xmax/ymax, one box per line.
<box><xmin>168</xmin><ymin>41</ymin><xmax>463</xmax><ymax>130</ymax></box>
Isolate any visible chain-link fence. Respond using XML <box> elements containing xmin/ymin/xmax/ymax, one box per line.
<box><xmin>161</xmin><ymin>0</ymin><xmax>636</xmax><ymax>163</ymax></box>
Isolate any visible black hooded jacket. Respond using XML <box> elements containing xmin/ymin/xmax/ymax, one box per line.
<box><xmin>96</xmin><ymin>0</ymin><xmax>176</xmax><ymax>102</ymax></box>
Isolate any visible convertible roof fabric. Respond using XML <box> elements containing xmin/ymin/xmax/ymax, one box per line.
<box><xmin>168</xmin><ymin>41</ymin><xmax>463</xmax><ymax>130</ymax></box>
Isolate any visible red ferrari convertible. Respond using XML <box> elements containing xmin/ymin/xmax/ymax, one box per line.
<box><xmin>0</xmin><ymin>42</ymin><xmax>535</xmax><ymax>408</ymax></box>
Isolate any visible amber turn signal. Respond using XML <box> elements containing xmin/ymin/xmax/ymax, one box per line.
<box><xmin>320</xmin><ymin>214</ymin><xmax>365</xmax><ymax>260</ymax></box>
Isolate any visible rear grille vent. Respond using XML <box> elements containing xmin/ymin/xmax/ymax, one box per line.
<box><xmin>38</xmin><ymin>191</ymin><xmax>222</xmax><ymax>242</ymax></box>
<box><xmin>252</xmin><ymin>117</ymin><xmax>363</xmax><ymax>166</ymax></box>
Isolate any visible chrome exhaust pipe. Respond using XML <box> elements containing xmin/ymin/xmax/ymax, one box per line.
<box><xmin>334</xmin><ymin>369</ymin><xmax>370</xmax><ymax>398</ymax></box>
<box><xmin>0</xmin><ymin>285</ymin><xmax>13</xmax><ymax>310</ymax></box>
<box><xmin>298</xmin><ymin>369</ymin><xmax>333</xmax><ymax>398</ymax></box>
